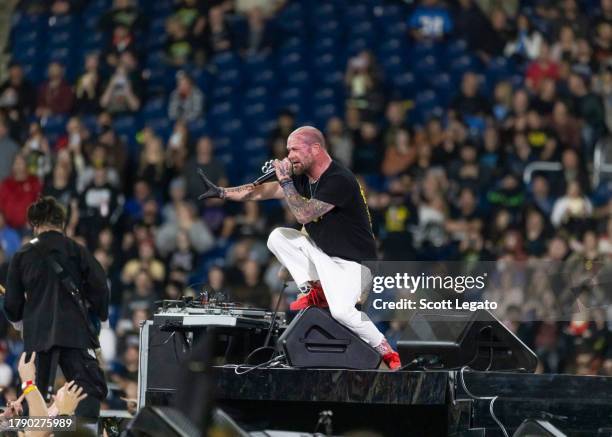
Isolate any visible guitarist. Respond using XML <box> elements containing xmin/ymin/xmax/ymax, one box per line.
<box><xmin>3</xmin><ymin>196</ymin><xmax>109</xmax><ymax>418</ymax></box>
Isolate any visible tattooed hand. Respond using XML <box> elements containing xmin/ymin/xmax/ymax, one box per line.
<box><xmin>273</xmin><ymin>158</ymin><xmax>293</xmax><ymax>183</ymax></box>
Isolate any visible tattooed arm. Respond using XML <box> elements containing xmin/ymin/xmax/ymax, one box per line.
<box><xmin>222</xmin><ymin>182</ymin><xmax>284</xmax><ymax>201</ymax></box>
<box><xmin>273</xmin><ymin>158</ymin><xmax>334</xmax><ymax>224</ymax></box>
<box><xmin>280</xmin><ymin>181</ymin><xmax>334</xmax><ymax>224</ymax></box>
<box><xmin>197</xmin><ymin>168</ymin><xmax>283</xmax><ymax>201</ymax></box>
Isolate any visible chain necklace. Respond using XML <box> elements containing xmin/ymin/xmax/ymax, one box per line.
<box><xmin>309</xmin><ymin>178</ymin><xmax>320</xmax><ymax>199</ymax></box>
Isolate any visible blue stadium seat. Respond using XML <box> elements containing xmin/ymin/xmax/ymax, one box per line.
<box><xmin>243</xmin><ymin>137</ymin><xmax>267</xmax><ymax>152</ymax></box>
<box><xmin>320</xmin><ymin>70</ymin><xmax>343</xmax><ymax>86</ymax></box>
<box><xmin>214</xmin><ymin>68</ymin><xmax>241</xmax><ymax>87</ymax></box>
<box><xmin>218</xmin><ymin>118</ymin><xmax>243</xmax><ymax>137</ymax></box>
<box><xmin>211</xmin><ymin>136</ymin><xmax>233</xmax><ymax>155</ymax></box>
<box><xmin>348</xmin><ymin>20</ymin><xmax>375</xmax><ymax>41</ymax></box>
<box><xmin>445</xmin><ymin>39</ymin><xmax>469</xmax><ymax>61</ymax></box>
<box><xmin>81</xmin><ymin>31</ymin><xmax>105</xmax><ymax>52</ymax></box>
<box><xmin>188</xmin><ymin>118</ymin><xmax>209</xmax><ymax>139</ymax></box>
<box><xmin>311</xmin><ymin>2</ymin><xmax>337</xmax><ymax>20</ymax></box>
<box><xmin>250</xmin><ymin>118</ymin><xmax>277</xmax><ymax>137</ymax></box>
<box><xmin>342</xmin><ymin>3</ymin><xmax>370</xmax><ymax>24</ymax></box>
<box><xmin>317</xmin><ymin>19</ymin><xmax>342</xmax><ymax>38</ymax></box>
<box><xmin>391</xmin><ymin>71</ymin><xmax>418</xmax><ymax>99</ymax></box>
<box><xmin>142</xmin><ymin>96</ymin><xmax>167</xmax><ymax>121</ymax></box>
<box><xmin>147</xmin><ymin>117</ymin><xmax>172</xmax><ymax>140</ymax></box>
<box><xmin>284</xmin><ymin>70</ymin><xmax>310</xmax><ymax>89</ymax></box>
<box><xmin>384</xmin><ymin>20</ymin><xmax>407</xmax><ymax>38</ymax></box>
<box><xmin>278</xmin><ymin>87</ymin><xmax>308</xmax><ymax>117</ymax></box>
<box><xmin>312</xmin><ymin>87</ymin><xmax>338</xmax><ymax>107</ymax></box>
<box><xmin>144</xmin><ymin>50</ymin><xmax>166</xmax><ymax>70</ymax></box>
<box><xmin>47</xmin><ymin>31</ymin><xmax>74</xmax><ymax>51</ymax></box>
<box><xmin>277</xmin><ymin>36</ymin><xmax>306</xmax><ymax>58</ymax></box>
<box><xmin>208</xmin><ymin>102</ymin><xmax>235</xmax><ymax>124</ymax></box>
<box><xmin>277</xmin><ymin>52</ymin><xmax>305</xmax><ymax>74</ymax></box>
<box><xmin>313</xmin><ymin>53</ymin><xmax>342</xmax><ymax>75</ymax></box>
<box><xmin>449</xmin><ymin>55</ymin><xmax>478</xmax><ymax>82</ymax></box>
<box><xmin>378</xmin><ymin>38</ymin><xmax>405</xmax><ymax>57</ymax></box>
<box><xmin>113</xmin><ymin>115</ymin><xmax>139</xmax><ymax>143</ymax></box>
<box><xmin>313</xmin><ymin>104</ymin><xmax>339</xmax><ymax>127</ymax></box>
<box><xmin>80</xmin><ymin>115</ymin><xmax>98</xmax><ymax>133</ymax></box>
<box><xmin>375</xmin><ymin>3</ymin><xmax>404</xmax><ymax>23</ymax></box>
<box><xmin>212</xmin><ymin>52</ymin><xmax>241</xmax><ymax>71</ymax></box>
<box><xmin>12</xmin><ymin>13</ymin><xmax>45</xmax><ymax>32</ymax></box>
<box><xmin>41</xmin><ymin>114</ymin><xmax>68</xmax><ymax>144</ymax></box>
<box><xmin>48</xmin><ymin>14</ymin><xmax>76</xmax><ymax>30</ymax></box>
<box><xmin>249</xmin><ymin>69</ymin><xmax>275</xmax><ymax>87</ymax></box>
<box><xmin>12</xmin><ymin>29</ymin><xmax>40</xmax><ymax>46</ymax></box>
<box><xmin>279</xmin><ymin>1</ymin><xmax>303</xmax><ymax>18</ymax></box>
<box><xmin>12</xmin><ymin>44</ymin><xmax>39</xmax><ymax>64</ymax></box>
<box><xmin>413</xmin><ymin>55</ymin><xmax>438</xmax><ymax>81</ymax></box>
<box><xmin>244</xmin><ymin>86</ymin><xmax>272</xmax><ymax>105</ymax></box>
<box><xmin>146</xmin><ymin>30</ymin><xmax>166</xmax><ymax>51</ymax></box>
<box><xmin>411</xmin><ymin>41</ymin><xmax>442</xmax><ymax>62</ymax></box>
<box><xmin>46</xmin><ymin>48</ymin><xmax>74</xmax><ymax>75</ymax></box>
<box><xmin>21</xmin><ymin>62</ymin><xmax>43</xmax><ymax>84</ymax></box>
<box><xmin>210</xmin><ymin>85</ymin><xmax>237</xmax><ymax>103</ymax></box>
<box><xmin>180</xmin><ymin>68</ymin><xmax>209</xmax><ymax>96</ymax></box>
<box><xmin>346</xmin><ymin>37</ymin><xmax>372</xmax><ymax>56</ymax></box>
<box><xmin>149</xmin><ymin>17</ymin><xmax>167</xmax><ymax>38</ymax></box>
<box><xmin>428</xmin><ymin>73</ymin><xmax>453</xmax><ymax>105</ymax></box>
<box><xmin>510</xmin><ymin>74</ymin><xmax>524</xmax><ymax>88</ymax></box>
<box><xmin>487</xmin><ymin>56</ymin><xmax>512</xmax><ymax>81</ymax></box>
<box><xmin>382</xmin><ymin>54</ymin><xmax>407</xmax><ymax>78</ymax></box>
<box><xmin>312</xmin><ymin>37</ymin><xmax>340</xmax><ymax>56</ymax></box>
<box><xmin>148</xmin><ymin>0</ymin><xmax>173</xmax><ymax>18</ymax></box>
<box><xmin>243</xmin><ymin>52</ymin><xmax>273</xmax><ymax>75</ymax></box>
<box><xmin>415</xmin><ymin>89</ymin><xmax>440</xmax><ymax>112</ymax></box>
<box><xmin>243</xmin><ymin>103</ymin><xmax>273</xmax><ymax>122</ymax></box>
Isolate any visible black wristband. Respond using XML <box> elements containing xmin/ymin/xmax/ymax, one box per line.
<box><xmin>280</xmin><ymin>179</ymin><xmax>292</xmax><ymax>188</ymax></box>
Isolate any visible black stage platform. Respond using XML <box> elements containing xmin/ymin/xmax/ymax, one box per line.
<box><xmin>144</xmin><ymin>366</ymin><xmax>612</xmax><ymax>436</ymax></box>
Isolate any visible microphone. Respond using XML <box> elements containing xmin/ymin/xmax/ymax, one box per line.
<box><xmin>253</xmin><ymin>160</ymin><xmax>277</xmax><ymax>186</ymax></box>
<box><xmin>253</xmin><ymin>169</ymin><xmax>277</xmax><ymax>185</ymax></box>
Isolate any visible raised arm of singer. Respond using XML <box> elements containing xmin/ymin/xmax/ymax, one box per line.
<box><xmin>197</xmin><ymin>170</ymin><xmax>284</xmax><ymax>202</ymax></box>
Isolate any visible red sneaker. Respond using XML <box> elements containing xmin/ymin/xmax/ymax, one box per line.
<box><xmin>289</xmin><ymin>281</ymin><xmax>328</xmax><ymax>311</ymax></box>
<box><xmin>382</xmin><ymin>351</ymin><xmax>402</xmax><ymax>371</ymax></box>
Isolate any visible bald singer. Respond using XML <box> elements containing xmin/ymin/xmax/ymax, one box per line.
<box><xmin>197</xmin><ymin>126</ymin><xmax>401</xmax><ymax>370</ymax></box>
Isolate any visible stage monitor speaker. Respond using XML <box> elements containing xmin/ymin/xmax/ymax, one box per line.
<box><xmin>124</xmin><ymin>406</ymin><xmax>199</xmax><ymax>437</ymax></box>
<box><xmin>277</xmin><ymin>307</ymin><xmax>381</xmax><ymax>369</ymax></box>
<box><xmin>397</xmin><ymin>309</ymin><xmax>538</xmax><ymax>372</ymax></box>
<box><xmin>513</xmin><ymin>419</ymin><xmax>567</xmax><ymax>437</ymax></box>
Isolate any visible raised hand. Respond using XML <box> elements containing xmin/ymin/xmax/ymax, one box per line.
<box><xmin>17</xmin><ymin>352</ymin><xmax>36</xmax><ymax>383</ymax></box>
<box><xmin>54</xmin><ymin>381</ymin><xmax>88</xmax><ymax>416</ymax></box>
<box><xmin>197</xmin><ymin>168</ymin><xmax>224</xmax><ymax>200</ymax></box>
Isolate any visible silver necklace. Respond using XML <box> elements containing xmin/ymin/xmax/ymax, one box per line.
<box><xmin>309</xmin><ymin>178</ymin><xmax>320</xmax><ymax>199</ymax></box>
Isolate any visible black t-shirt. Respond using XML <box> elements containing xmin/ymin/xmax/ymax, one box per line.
<box><xmin>292</xmin><ymin>160</ymin><xmax>377</xmax><ymax>262</ymax></box>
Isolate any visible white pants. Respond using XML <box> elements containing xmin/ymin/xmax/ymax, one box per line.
<box><xmin>267</xmin><ymin>227</ymin><xmax>384</xmax><ymax>347</ymax></box>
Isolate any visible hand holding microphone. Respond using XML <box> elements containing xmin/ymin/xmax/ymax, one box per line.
<box><xmin>273</xmin><ymin>158</ymin><xmax>294</xmax><ymax>183</ymax></box>
<box><xmin>254</xmin><ymin>159</ymin><xmax>293</xmax><ymax>185</ymax></box>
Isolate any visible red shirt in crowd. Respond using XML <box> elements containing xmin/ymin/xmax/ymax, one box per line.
<box><xmin>525</xmin><ymin>60</ymin><xmax>560</xmax><ymax>91</ymax></box>
<box><xmin>0</xmin><ymin>175</ymin><xmax>42</xmax><ymax>228</ymax></box>
<box><xmin>37</xmin><ymin>80</ymin><xmax>74</xmax><ymax>115</ymax></box>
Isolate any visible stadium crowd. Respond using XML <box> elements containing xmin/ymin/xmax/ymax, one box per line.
<box><xmin>0</xmin><ymin>0</ymin><xmax>611</xmax><ymax>414</ymax></box>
